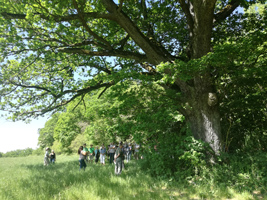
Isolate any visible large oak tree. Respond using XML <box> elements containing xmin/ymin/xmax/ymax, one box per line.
<box><xmin>0</xmin><ymin>0</ymin><xmax>265</xmax><ymax>153</ymax></box>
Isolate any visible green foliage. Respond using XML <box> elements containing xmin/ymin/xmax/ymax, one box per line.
<box><xmin>1</xmin><ymin>1</ymin><xmax>267</xmax><ymax>180</ymax></box>
<box><xmin>140</xmin><ymin>134</ymin><xmax>213</xmax><ymax>180</ymax></box>
<box><xmin>192</xmin><ymin>152</ymin><xmax>267</xmax><ymax>198</ymax></box>
<box><xmin>104</xmin><ymin>81</ymin><xmax>184</xmax><ymax>144</ymax></box>
<box><xmin>212</xmin><ymin>16</ymin><xmax>267</xmax><ymax>152</ymax></box>
<box><xmin>38</xmin><ymin>114</ymin><xmax>60</xmax><ymax>148</ymax></box>
<box><xmin>51</xmin><ymin>140</ymin><xmax>69</xmax><ymax>155</ymax></box>
<box><xmin>38</xmin><ymin>80</ymin><xmax>186</xmax><ymax>154</ymax></box>
<box><xmin>69</xmin><ymin>134</ymin><xmax>89</xmax><ymax>153</ymax></box>
<box><xmin>54</xmin><ymin>112</ymin><xmax>81</xmax><ymax>148</ymax></box>
<box><xmin>31</xmin><ymin>147</ymin><xmax>44</xmax><ymax>156</ymax></box>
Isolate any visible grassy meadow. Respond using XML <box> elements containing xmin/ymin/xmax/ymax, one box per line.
<box><xmin>0</xmin><ymin>155</ymin><xmax>265</xmax><ymax>200</ymax></box>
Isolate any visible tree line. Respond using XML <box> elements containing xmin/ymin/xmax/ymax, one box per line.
<box><xmin>0</xmin><ymin>148</ymin><xmax>34</xmax><ymax>157</ymax></box>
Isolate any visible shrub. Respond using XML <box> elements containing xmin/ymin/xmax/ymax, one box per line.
<box><xmin>140</xmin><ymin>134</ymin><xmax>213</xmax><ymax>180</ymax></box>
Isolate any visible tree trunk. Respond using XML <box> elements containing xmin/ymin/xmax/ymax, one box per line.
<box><xmin>186</xmin><ymin>91</ymin><xmax>221</xmax><ymax>153</ymax></box>
<box><xmin>178</xmin><ymin>0</ymin><xmax>222</xmax><ymax>153</ymax></box>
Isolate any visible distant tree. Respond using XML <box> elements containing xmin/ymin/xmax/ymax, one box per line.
<box><xmin>38</xmin><ymin>114</ymin><xmax>59</xmax><ymax>148</ymax></box>
<box><xmin>69</xmin><ymin>133</ymin><xmax>88</xmax><ymax>153</ymax></box>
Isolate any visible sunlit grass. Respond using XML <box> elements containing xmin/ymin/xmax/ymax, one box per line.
<box><xmin>0</xmin><ymin>155</ymin><xmax>266</xmax><ymax>200</ymax></box>
<box><xmin>0</xmin><ymin>156</ymin><xmax>177</xmax><ymax>200</ymax></box>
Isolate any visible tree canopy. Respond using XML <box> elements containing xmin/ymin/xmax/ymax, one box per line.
<box><xmin>0</xmin><ymin>0</ymin><xmax>266</xmax><ymax>153</ymax></box>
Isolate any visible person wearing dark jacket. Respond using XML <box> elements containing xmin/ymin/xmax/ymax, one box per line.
<box><xmin>49</xmin><ymin>150</ymin><xmax>56</xmax><ymax>164</ymax></box>
<box><xmin>94</xmin><ymin>146</ymin><xmax>100</xmax><ymax>164</ymax></box>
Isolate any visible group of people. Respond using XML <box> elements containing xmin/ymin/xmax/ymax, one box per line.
<box><xmin>43</xmin><ymin>142</ymin><xmax>140</xmax><ymax>175</ymax></box>
<box><xmin>43</xmin><ymin>147</ymin><xmax>56</xmax><ymax>166</ymax></box>
<box><xmin>78</xmin><ymin>142</ymin><xmax>140</xmax><ymax>175</ymax></box>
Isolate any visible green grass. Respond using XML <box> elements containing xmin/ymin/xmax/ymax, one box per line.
<box><xmin>0</xmin><ymin>155</ymin><xmax>266</xmax><ymax>200</ymax></box>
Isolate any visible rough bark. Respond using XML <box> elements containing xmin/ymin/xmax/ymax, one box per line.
<box><xmin>178</xmin><ymin>0</ymin><xmax>222</xmax><ymax>153</ymax></box>
<box><xmin>186</xmin><ymin>91</ymin><xmax>221</xmax><ymax>153</ymax></box>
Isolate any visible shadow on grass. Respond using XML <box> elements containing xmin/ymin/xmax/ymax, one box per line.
<box><xmin>5</xmin><ymin>156</ymin><xmax>265</xmax><ymax>200</ymax></box>
<box><xmin>13</xmin><ymin>159</ymin><xmax>197</xmax><ymax>200</ymax></box>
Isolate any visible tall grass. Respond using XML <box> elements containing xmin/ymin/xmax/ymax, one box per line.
<box><xmin>0</xmin><ymin>155</ymin><xmax>180</xmax><ymax>200</ymax></box>
<box><xmin>0</xmin><ymin>155</ymin><xmax>266</xmax><ymax>200</ymax></box>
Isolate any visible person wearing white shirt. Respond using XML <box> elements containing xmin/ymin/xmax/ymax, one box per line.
<box><xmin>134</xmin><ymin>143</ymin><xmax>140</xmax><ymax>160</ymax></box>
<box><xmin>108</xmin><ymin>142</ymin><xmax>116</xmax><ymax>164</ymax></box>
<box><xmin>100</xmin><ymin>144</ymin><xmax>106</xmax><ymax>165</ymax></box>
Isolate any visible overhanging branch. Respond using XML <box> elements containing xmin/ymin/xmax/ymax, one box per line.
<box><xmin>1</xmin><ymin>11</ymin><xmax>115</xmax><ymax>22</ymax></box>
<box><xmin>57</xmin><ymin>48</ymin><xmax>148</xmax><ymax>63</ymax></box>
<box><xmin>214</xmin><ymin>0</ymin><xmax>241</xmax><ymax>24</ymax></box>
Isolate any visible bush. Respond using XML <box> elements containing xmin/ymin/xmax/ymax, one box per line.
<box><xmin>140</xmin><ymin>134</ymin><xmax>213</xmax><ymax>180</ymax></box>
<box><xmin>192</xmin><ymin>151</ymin><xmax>267</xmax><ymax>195</ymax></box>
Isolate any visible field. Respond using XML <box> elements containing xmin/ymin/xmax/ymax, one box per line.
<box><xmin>0</xmin><ymin>155</ymin><xmax>265</xmax><ymax>200</ymax></box>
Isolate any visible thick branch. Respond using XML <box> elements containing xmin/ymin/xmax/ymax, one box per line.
<box><xmin>5</xmin><ymin>80</ymin><xmax>115</xmax><ymax>119</ymax></box>
<box><xmin>118</xmin><ymin>0</ymin><xmax>124</xmax><ymax>12</ymax></box>
<box><xmin>58</xmin><ymin>48</ymin><xmax>148</xmax><ymax>63</ymax></box>
<box><xmin>139</xmin><ymin>63</ymin><xmax>157</xmax><ymax>74</ymax></box>
<box><xmin>79</xmin><ymin>62</ymin><xmax>112</xmax><ymax>74</ymax></box>
<box><xmin>178</xmin><ymin>0</ymin><xmax>194</xmax><ymax>32</ymax></box>
<box><xmin>141</xmin><ymin>0</ymin><xmax>154</xmax><ymax>37</ymax></box>
<box><xmin>101</xmin><ymin>0</ymin><xmax>174</xmax><ymax>65</ymax></box>
<box><xmin>214</xmin><ymin>0</ymin><xmax>241</xmax><ymax>24</ymax></box>
<box><xmin>1</xmin><ymin>11</ymin><xmax>115</xmax><ymax>22</ymax></box>
<box><xmin>8</xmin><ymin>80</ymin><xmax>55</xmax><ymax>97</ymax></box>
<box><xmin>116</xmin><ymin>34</ymin><xmax>130</xmax><ymax>50</ymax></box>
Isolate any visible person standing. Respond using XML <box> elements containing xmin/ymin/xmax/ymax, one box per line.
<box><xmin>44</xmin><ymin>147</ymin><xmax>50</xmax><ymax>166</ymax></box>
<box><xmin>49</xmin><ymin>150</ymin><xmax>56</xmax><ymax>164</ymax></box>
<box><xmin>78</xmin><ymin>146</ymin><xmax>87</xmax><ymax>171</ymax></box>
<box><xmin>114</xmin><ymin>142</ymin><xmax>123</xmax><ymax>175</ymax></box>
<box><xmin>124</xmin><ymin>143</ymin><xmax>130</xmax><ymax>163</ymax></box>
<box><xmin>94</xmin><ymin>146</ymin><xmax>100</xmax><ymax>164</ymax></box>
<box><xmin>100</xmin><ymin>144</ymin><xmax>106</xmax><ymax>165</ymax></box>
<box><xmin>83</xmin><ymin>143</ymin><xmax>89</xmax><ymax>162</ymax></box>
<box><xmin>134</xmin><ymin>143</ymin><xmax>140</xmax><ymax>160</ymax></box>
<box><xmin>109</xmin><ymin>142</ymin><xmax>116</xmax><ymax>164</ymax></box>
<box><xmin>107</xmin><ymin>145</ymin><xmax>110</xmax><ymax>159</ymax></box>
<box><xmin>89</xmin><ymin>144</ymin><xmax>95</xmax><ymax>164</ymax></box>
<box><xmin>128</xmin><ymin>143</ymin><xmax>132</xmax><ymax>162</ymax></box>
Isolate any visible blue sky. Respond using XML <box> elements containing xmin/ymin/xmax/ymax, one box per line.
<box><xmin>0</xmin><ymin>116</ymin><xmax>48</xmax><ymax>153</ymax></box>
